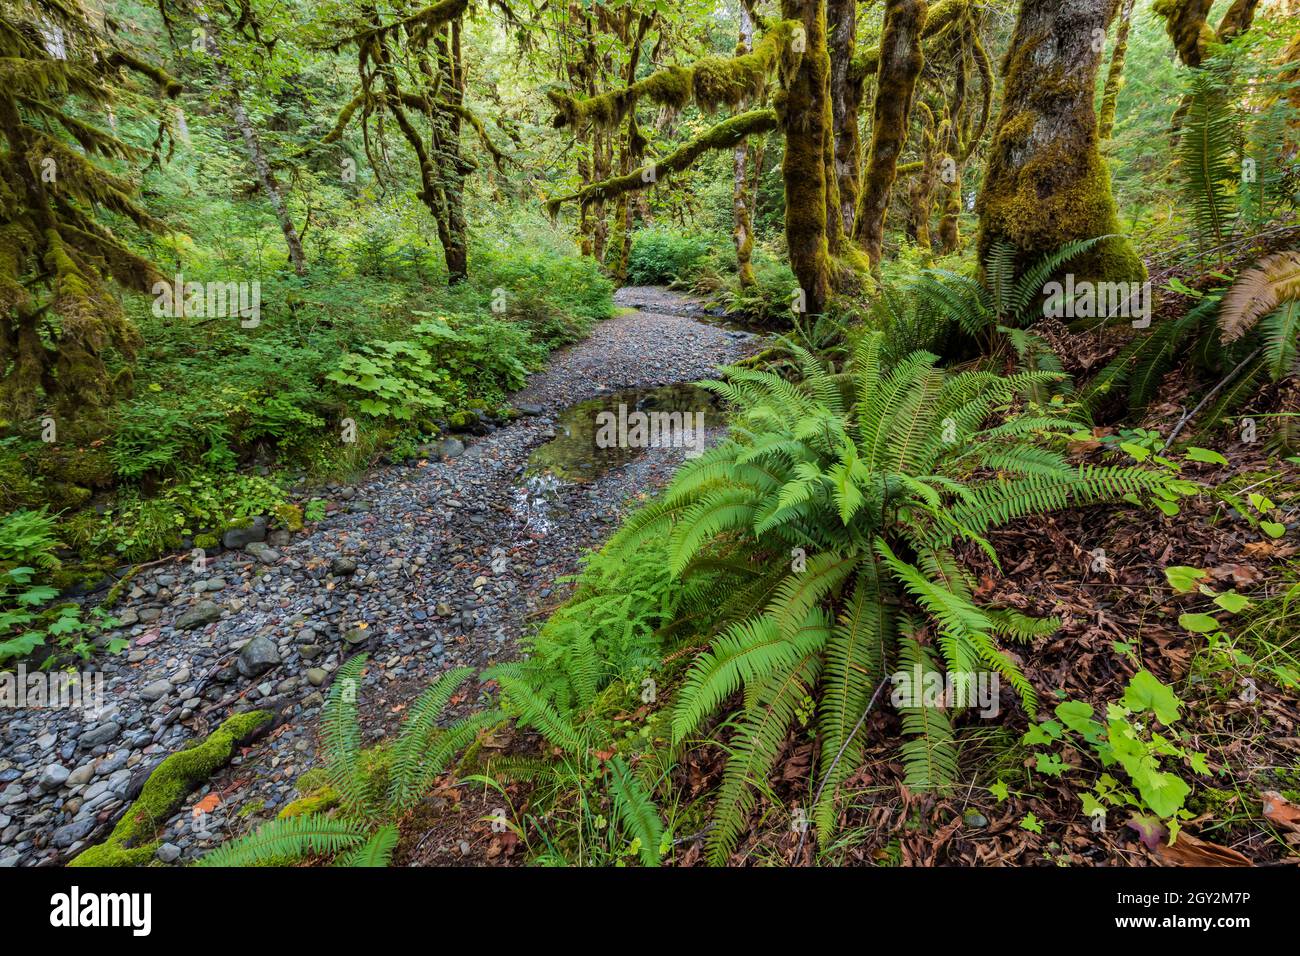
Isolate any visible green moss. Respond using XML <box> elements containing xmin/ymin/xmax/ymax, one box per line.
<box><xmin>68</xmin><ymin>710</ymin><xmax>273</xmax><ymax>866</ymax></box>
<box><xmin>1153</xmin><ymin>0</ymin><xmax>1216</xmax><ymax>67</ymax></box>
<box><xmin>551</xmin><ymin>109</ymin><xmax>779</xmax><ymax>211</ymax></box>
<box><xmin>277</xmin><ymin>787</ymin><xmax>340</xmax><ymax>819</ymax></box>
<box><xmin>976</xmin><ymin>3</ymin><xmax>1145</xmax><ymax>288</ymax></box>
<box><xmin>549</xmin><ymin>20</ymin><xmax>802</xmax><ymax>131</ymax></box>
<box><xmin>273</xmin><ymin>503</ymin><xmax>304</xmax><ymax>533</ymax></box>
<box><xmin>0</xmin><ymin>451</ymin><xmax>43</xmax><ymax>510</ymax></box>
<box><xmin>43</xmin><ymin>482</ymin><xmax>92</xmax><ymax>511</ymax></box>
<box><xmin>194</xmin><ymin>532</ymin><xmax>218</xmax><ymax>550</ymax></box>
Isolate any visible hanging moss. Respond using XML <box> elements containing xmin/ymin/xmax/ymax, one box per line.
<box><xmin>69</xmin><ymin>710</ymin><xmax>274</xmax><ymax>866</ymax></box>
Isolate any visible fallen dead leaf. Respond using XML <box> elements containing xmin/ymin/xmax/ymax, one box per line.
<box><xmin>1154</xmin><ymin>832</ymin><xmax>1253</xmax><ymax>867</ymax></box>
<box><xmin>191</xmin><ymin>793</ymin><xmax>221</xmax><ymax>817</ymax></box>
<box><xmin>1262</xmin><ymin>791</ymin><xmax>1300</xmax><ymax>833</ymax></box>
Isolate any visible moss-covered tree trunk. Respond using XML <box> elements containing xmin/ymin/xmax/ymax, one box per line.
<box><xmin>431</xmin><ymin>22</ymin><xmax>470</xmax><ymax>284</ymax></box>
<box><xmin>853</xmin><ymin>0</ymin><xmax>926</xmax><ymax>266</ymax></box>
<box><xmin>976</xmin><ymin>0</ymin><xmax>1144</xmax><ymax>285</ymax></box>
<box><xmin>905</xmin><ymin>103</ymin><xmax>939</xmax><ymax>252</ymax></box>
<box><xmin>733</xmin><ymin>7</ymin><xmax>759</xmax><ymax>288</ymax></box>
<box><xmin>779</xmin><ymin>0</ymin><xmax>837</xmax><ymax>315</ymax></box>
<box><xmin>936</xmin><ymin>52</ymin><xmax>969</xmax><ymax>255</ymax></box>
<box><xmin>1097</xmin><ymin>0</ymin><xmax>1136</xmax><ymax>141</ymax></box>
<box><xmin>828</xmin><ymin>0</ymin><xmax>861</xmax><ymax>237</ymax></box>
<box><xmin>609</xmin><ymin>13</ymin><xmax>654</xmax><ymax>283</ymax></box>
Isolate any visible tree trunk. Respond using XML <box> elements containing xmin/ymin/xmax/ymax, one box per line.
<box><xmin>203</xmin><ymin>28</ymin><xmax>307</xmax><ymax>276</ymax></box>
<box><xmin>976</xmin><ymin>0</ymin><xmax>1144</xmax><ymax>286</ymax></box>
<box><xmin>779</xmin><ymin>0</ymin><xmax>837</xmax><ymax>316</ymax></box>
<box><xmin>853</xmin><ymin>0</ymin><xmax>926</xmax><ymax>266</ymax></box>
<box><xmin>936</xmin><ymin>49</ymin><xmax>969</xmax><ymax>255</ymax></box>
<box><xmin>1098</xmin><ymin>0</ymin><xmax>1135</xmax><ymax>141</ymax></box>
<box><xmin>827</xmin><ymin>0</ymin><xmax>860</xmax><ymax>237</ymax></box>
<box><xmin>733</xmin><ymin>7</ymin><xmax>758</xmax><ymax>287</ymax></box>
<box><xmin>432</xmin><ymin>22</ymin><xmax>470</xmax><ymax>284</ymax></box>
<box><xmin>905</xmin><ymin>103</ymin><xmax>938</xmax><ymax>252</ymax></box>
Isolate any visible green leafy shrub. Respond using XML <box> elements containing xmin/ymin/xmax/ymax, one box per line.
<box><xmin>110</xmin><ymin>400</ymin><xmax>237</xmax><ymax>480</ymax></box>
<box><xmin>627</xmin><ymin>228</ymin><xmax>715</xmax><ymax>287</ymax></box>
<box><xmin>1021</xmin><ymin>670</ymin><xmax>1207</xmax><ymax>842</ymax></box>
<box><xmin>0</xmin><ymin>507</ymin><xmax>61</xmax><ymax>571</ymax></box>
<box><xmin>721</xmin><ymin>256</ymin><xmax>799</xmax><ymax>325</ymax></box>
<box><xmin>0</xmin><ymin>510</ymin><xmax>123</xmax><ymax>665</ymax></box>
<box><xmin>461</xmin><ymin>242</ymin><xmax>613</xmax><ymax>349</ymax></box>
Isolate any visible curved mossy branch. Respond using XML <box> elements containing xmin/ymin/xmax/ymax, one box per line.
<box><xmin>548</xmin><ymin>20</ymin><xmax>804</xmax><ymax>131</ymax></box>
<box><xmin>1153</xmin><ymin>0</ymin><xmax>1216</xmax><ymax>67</ymax></box>
<box><xmin>325</xmin><ymin>0</ymin><xmax>470</xmax><ymax>51</ymax></box>
<box><xmin>849</xmin><ymin>0</ymin><xmax>964</xmax><ymax>84</ymax></box>
<box><xmin>962</xmin><ymin>24</ymin><xmax>991</xmax><ymax>162</ymax></box>
<box><xmin>102</xmin><ymin>50</ymin><xmax>184</xmax><ymax>98</ymax></box>
<box><xmin>1214</xmin><ymin>0</ymin><xmax>1260</xmax><ymax>41</ymax></box>
<box><xmin>545</xmin><ymin>108</ymin><xmax>778</xmax><ymax>214</ymax></box>
<box><xmin>321</xmin><ymin>90</ymin><xmax>367</xmax><ymax>144</ymax></box>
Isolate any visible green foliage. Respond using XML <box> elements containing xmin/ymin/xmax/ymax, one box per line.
<box><xmin>0</xmin><ymin>508</ymin><xmax>61</xmax><ymax>571</ymax></box>
<box><xmin>1177</xmin><ymin>68</ymin><xmax>1239</xmax><ymax>251</ymax></box>
<box><xmin>627</xmin><ymin>228</ymin><xmax>716</xmax><ymax>287</ymax></box>
<box><xmin>199</xmin><ymin>655</ymin><xmax>499</xmax><ymax>866</ymax></box>
<box><xmin>602</xmin><ymin>334</ymin><xmax>1184</xmax><ymax>862</ymax></box>
<box><xmin>1022</xmin><ymin>671</ymin><xmax>1206</xmax><ymax>841</ymax></box>
<box><xmin>0</xmin><ymin>509</ymin><xmax>123</xmax><ymax>665</ymax></box>
<box><xmin>721</xmin><ymin>256</ymin><xmax>799</xmax><ymax>326</ymax></box>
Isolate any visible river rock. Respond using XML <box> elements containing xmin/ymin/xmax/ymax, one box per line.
<box><xmin>236</xmin><ymin>636</ymin><xmax>280</xmax><ymax>679</ymax></box>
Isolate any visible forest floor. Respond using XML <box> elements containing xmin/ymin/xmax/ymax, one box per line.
<box><xmin>0</xmin><ymin>288</ymin><xmax>758</xmax><ymax>867</ymax></box>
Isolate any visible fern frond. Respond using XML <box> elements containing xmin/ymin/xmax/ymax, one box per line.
<box><xmin>334</xmin><ymin>824</ymin><xmax>399</xmax><ymax>867</ymax></box>
<box><xmin>321</xmin><ymin>653</ymin><xmax>373</xmax><ymax>818</ymax></box>
<box><xmin>607</xmin><ymin>756</ymin><xmax>665</xmax><ymax>866</ymax></box>
<box><xmin>195</xmin><ymin>814</ymin><xmax>370</xmax><ymax>867</ymax></box>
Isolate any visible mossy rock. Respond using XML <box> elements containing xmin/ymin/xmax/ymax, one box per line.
<box><xmin>193</xmin><ymin>532</ymin><xmax>219</xmax><ymax>550</ymax></box>
<box><xmin>43</xmin><ymin>481</ymin><xmax>92</xmax><ymax>511</ymax></box>
<box><xmin>273</xmin><ymin>503</ymin><xmax>304</xmax><ymax>533</ymax></box>
<box><xmin>447</xmin><ymin>409</ymin><xmax>479</xmax><ymax>431</ymax></box>
<box><xmin>33</xmin><ymin>446</ymin><xmax>115</xmax><ymax>489</ymax></box>
<box><xmin>68</xmin><ymin>709</ymin><xmax>274</xmax><ymax>867</ymax></box>
<box><xmin>277</xmin><ymin>787</ymin><xmax>340</xmax><ymax>819</ymax></box>
<box><xmin>0</xmin><ymin>452</ymin><xmax>43</xmax><ymax>510</ymax></box>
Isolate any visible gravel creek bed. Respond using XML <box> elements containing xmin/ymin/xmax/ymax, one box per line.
<box><xmin>0</xmin><ymin>287</ymin><xmax>758</xmax><ymax>867</ymax></box>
